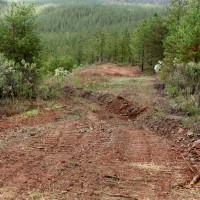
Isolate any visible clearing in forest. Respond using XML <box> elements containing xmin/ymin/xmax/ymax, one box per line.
<box><xmin>0</xmin><ymin>64</ymin><xmax>199</xmax><ymax>200</ymax></box>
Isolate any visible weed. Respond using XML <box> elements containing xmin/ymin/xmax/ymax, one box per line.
<box><xmin>21</xmin><ymin>108</ymin><xmax>39</xmax><ymax>117</ymax></box>
<box><xmin>29</xmin><ymin>192</ymin><xmax>44</xmax><ymax>200</ymax></box>
<box><xmin>68</xmin><ymin>160</ymin><xmax>78</xmax><ymax>167</ymax></box>
<box><xmin>45</xmin><ymin>102</ymin><xmax>64</xmax><ymax>110</ymax></box>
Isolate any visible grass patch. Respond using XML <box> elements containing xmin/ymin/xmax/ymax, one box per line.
<box><xmin>0</xmin><ymin>98</ymin><xmax>33</xmax><ymax>116</ymax></box>
<box><xmin>45</xmin><ymin>102</ymin><xmax>64</xmax><ymax>110</ymax></box>
<box><xmin>68</xmin><ymin>159</ymin><xmax>78</xmax><ymax>167</ymax></box>
<box><xmin>28</xmin><ymin>191</ymin><xmax>60</xmax><ymax>200</ymax></box>
<box><xmin>172</xmin><ymin>188</ymin><xmax>200</xmax><ymax>200</ymax></box>
<box><xmin>0</xmin><ymin>187</ymin><xmax>18</xmax><ymax>200</ymax></box>
<box><xmin>21</xmin><ymin>108</ymin><xmax>39</xmax><ymax>117</ymax></box>
<box><xmin>29</xmin><ymin>192</ymin><xmax>44</xmax><ymax>200</ymax></box>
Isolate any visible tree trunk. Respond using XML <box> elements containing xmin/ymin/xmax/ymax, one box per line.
<box><xmin>141</xmin><ymin>48</ymin><xmax>144</xmax><ymax>71</ymax></box>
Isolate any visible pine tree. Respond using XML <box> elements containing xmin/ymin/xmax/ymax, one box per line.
<box><xmin>0</xmin><ymin>3</ymin><xmax>41</xmax><ymax>98</ymax></box>
<box><xmin>0</xmin><ymin>3</ymin><xmax>41</xmax><ymax>64</ymax></box>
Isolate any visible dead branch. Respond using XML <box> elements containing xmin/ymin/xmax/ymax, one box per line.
<box><xmin>188</xmin><ymin>173</ymin><xmax>200</xmax><ymax>188</ymax></box>
<box><xmin>180</xmin><ymin>153</ymin><xmax>197</xmax><ymax>174</ymax></box>
<box><xmin>104</xmin><ymin>175</ymin><xmax>120</xmax><ymax>181</ymax></box>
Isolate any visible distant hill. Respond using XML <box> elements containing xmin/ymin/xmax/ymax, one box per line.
<box><xmin>0</xmin><ymin>0</ymin><xmax>7</xmax><ymax>5</ymax></box>
<box><xmin>105</xmin><ymin>0</ymin><xmax>168</xmax><ymax>5</ymax></box>
<box><xmin>7</xmin><ymin>0</ymin><xmax>168</xmax><ymax>5</ymax></box>
<box><xmin>0</xmin><ymin>0</ymin><xmax>7</xmax><ymax>10</ymax></box>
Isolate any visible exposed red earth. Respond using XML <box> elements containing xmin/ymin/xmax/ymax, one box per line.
<box><xmin>80</xmin><ymin>63</ymin><xmax>141</xmax><ymax>77</ymax></box>
<box><xmin>0</xmin><ymin>64</ymin><xmax>199</xmax><ymax>200</ymax></box>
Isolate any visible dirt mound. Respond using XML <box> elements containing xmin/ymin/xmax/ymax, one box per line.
<box><xmin>133</xmin><ymin>109</ymin><xmax>200</xmax><ymax>172</ymax></box>
<box><xmin>98</xmin><ymin>95</ymin><xmax>146</xmax><ymax>119</ymax></box>
<box><xmin>80</xmin><ymin>64</ymin><xmax>141</xmax><ymax>77</ymax></box>
<box><xmin>65</xmin><ymin>86</ymin><xmax>146</xmax><ymax>120</ymax></box>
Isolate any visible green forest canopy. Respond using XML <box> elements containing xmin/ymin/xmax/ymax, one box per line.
<box><xmin>37</xmin><ymin>4</ymin><xmax>165</xmax><ymax>70</ymax></box>
<box><xmin>6</xmin><ymin>0</ymin><xmax>168</xmax><ymax>5</ymax></box>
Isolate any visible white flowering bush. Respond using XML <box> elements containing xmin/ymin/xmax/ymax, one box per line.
<box><xmin>0</xmin><ymin>54</ymin><xmax>20</xmax><ymax>97</ymax></box>
<box><xmin>34</xmin><ymin>67</ymin><xmax>69</xmax><ymax>100</ymax></box>
<box><xmin>154</xmin><ymin>60</ymin><xmax>163</xmax><ymax>73</ymax></box>
<box><xmin>54</xmin><ymin>67</ymin><xmax>69</xmax><ymax>77</ymax></box>
<box><xmin>0</xmin><ymin>54</ymin><xmax>38</xmax><ymax>98</ymax></box>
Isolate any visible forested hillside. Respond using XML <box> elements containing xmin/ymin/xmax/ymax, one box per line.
<box><xmin>38</xmin><ymin>5</ymin><xmax>159</xmax><ymax>32</ymax></box>
<box><xmin>105</xmin><ymin>0</ymin><xmax>168</xmax><ymax>5</ymax></box>
<box><xmin>11</xmin><ymin>0</ymin><xmax>168</xmax><ymax>5</ymax></box>
<box><xmin>0</xmin><ymin>0</ymin><xmax>7</xmax><ymax>8</ymax></box>
<box><xmin>38</xmin><ymin>4</ymin><xmax>164</xmax><ymax>71</ymax></box>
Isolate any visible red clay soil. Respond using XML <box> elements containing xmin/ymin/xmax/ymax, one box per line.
<box><xmin>80</xmin><ymin>63</ymin><xmax>141</xmax><ymax>77</ymax></box>
<box><xmin>0</xmin><ymin>105</ymin><xmax>192</xmax><ymax>200</ymax></box>
<box><xmin>0</xmin><ymin>65</ymin><xmax>198</xmax><ymax>200</ymax></box>
<box><xmin>0</xmin><ymin>108</ymin><xmax>66</xmax><ymax>132</ymax></box>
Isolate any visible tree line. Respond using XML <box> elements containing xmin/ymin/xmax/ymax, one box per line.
<box><xmin>37</xmin><ymin>4</ymin><xmax>164</xmax><ymax>72</ymax></box>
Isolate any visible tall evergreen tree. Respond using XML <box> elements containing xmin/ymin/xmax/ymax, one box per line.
<box><xmin>131</xmin><ymin>14</ymin><xmax>166</xmax><ymax>70</ymax></box>
<box><xmin>0</xmin><ymin>3</ymin><xmax>41</xmax><ymax>64</ymax></box>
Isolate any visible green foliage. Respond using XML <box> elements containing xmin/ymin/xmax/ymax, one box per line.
<box><xmin>164</xmin><ymin>61</ymin><xmax>200</xmax><ymax>114</ymax></box>
<box><xmin>175</xmin><ymin>5</ymin><xmax>200</xmax><ymax>62</ymax></box>
<box><xmin>26</xmin><ymin>0</ymin><xmax>169</xmax><ymax>5</ymax></box>
<box><xmin>165</xmin><ymin>85</ymin><xmax>179</xmax><ymax>97</ymax></box>
<box><xmin>170</xmin><ymin>94</ymin><xmax>200</xmax><ymax>116</ymax></box>
<box><xmin>131</xmin><ymin>14</ymin><xmax>167</xmax><ymax>70</ymax></box>
<box><xmin>159</xmin><ymin>0</ymin><xmax>200</xmax><ymax>114</ymax></box>
<box><xmin>164</xmin><ymin>0</ymin><xmax>200</xmax><ymax>63</ymax></box>
<box><xmin>37</xmin><ymin>4</ymin><xmax>164</xmax><ymax>69</ymax></box>
<box><xmin>37</xmin><ymin>5</ymin><xmax>160</xmax><ymax>33</ymax></box>
<box><xmin>43</xmin><ymin>55</ymin><xmax>75</xmax><ymax>73</ymax></box>
<box><xmin>37</xmin><ymin>75</ymin><xmax>65</xmax><ymax>100</ymax></box>
<box><xmin>0</xmin><ymin>53</ymin><xmax>20</xmax><ymax>98</ymax></box>
<box><xmin>0</xmin><ymin>3</ymin><xmax>41</xmax><ymax>64</ymax></box>
<box><xmin>0</xmin><ymin>4</ymin><xmax>41</xmax><ymax>99</ymax></box>
<box><xmin>0</xmin><ymin>54</ymin><xmax>38</xmax><ymax>98</ymax></box>
<box><xmin>22</xmin><ymin>108</ymin><xmax>39</xmax><ymax>117</ymax></box>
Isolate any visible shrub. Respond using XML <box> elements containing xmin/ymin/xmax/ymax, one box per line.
<box><xmin>37</xmin><ymin>75</ymin><xmax>66</xmax><ymax>100</ymax></box>
<box><xmin>161</xmin><ymin>61</ymin><xmax>200</xmax><ymax>115</ymax></box>
<box><xmin>0</xmin><ymin>53</ymin><xmax>38</xmax><ymax>98</ymax></box>
<box><xmin>165</xmin><ymin>85</ymin><xmax>179</xmax><ymax>97</ymax></box>
<box><xmin>0</xmin><ymin>54</ymin><xmax>18</xmax><ymax>98</ymax></box>
<box><xmin>172</xmin><ymin>95</ymin><xmax>200</xmax><ymax>116</ymax></box>
<box><xmin>0</xmin><ymin>4</ymin><xmax>41</xmax><ymax>99</ymax></box>
<box><xmin>55</xmin><ymin>67</ymin><xmax>70</xmax><ymax>77</ymax></box>
<box><xmin>162</xmin><ymin>61</ymin><xmax>200</xmax><ymax>94</ymax></box>
<box><xmin>43</xmin><ymin>56</ymin><xmax>75</xmax><ymax>73</ymax></box>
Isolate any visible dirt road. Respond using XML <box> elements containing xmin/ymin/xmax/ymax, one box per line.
<box><xmin>0</xmin><ymin>64</ymin><xmax>199</xmax><ymax>199</ymax></box>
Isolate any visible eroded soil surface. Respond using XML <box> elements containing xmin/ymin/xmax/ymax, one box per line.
<box><xmin>79</xmin><ymin>63</ymin><xmax>141</xmax><ymax>77</ymax></box>
<box><xmin>0</xmin><ymin>64</ymin><xmax>199</xmax><ymax>200</ymax></box>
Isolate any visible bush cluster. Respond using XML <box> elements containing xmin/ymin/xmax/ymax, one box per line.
<box><xmin>164</xmin><ymin>61</ymin><xmax>200</xmax><ymax>115</ymax></box>
<box><xmin>0</xmin><ymin>54</ymin><xmax>39</xmax><ymax>98</ymax></box>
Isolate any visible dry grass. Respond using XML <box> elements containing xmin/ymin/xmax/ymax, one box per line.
<box><xmin>0</xmin><ymin>187</ymin><xmax>18</xmax><ymax>200</ymax></box>
<box><xmin>172</xmin><ymin>187</ymin><xmax>200</xmax><ymax>200</ymax></box>
<box><xmin>130</xmin><ymin>162</ymin><xmax>166</xmax><ymax>172</ymax></box>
